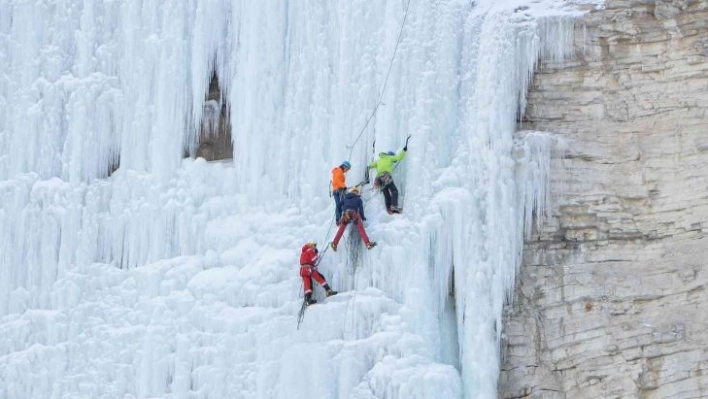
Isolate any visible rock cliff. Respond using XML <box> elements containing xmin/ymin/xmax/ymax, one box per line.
<box><xmin>501</xmin><ymin>1</ymin><xmax>708</xmax><ymax>397</ymax></box>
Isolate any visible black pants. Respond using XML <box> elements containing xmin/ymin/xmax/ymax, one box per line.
<box><xmin>382</xmin><ymin>181</ymin><xmax>399</xmax><ymax>209</ymax></box>
<box><xmin>333</xmin><ymin>189</ymin><xmax>345</xmax><ymax>221</ymax></box>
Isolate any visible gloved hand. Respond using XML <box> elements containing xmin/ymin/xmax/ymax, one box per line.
<box><xmin>362</xmin><ymin>218</ymin><xmax>367</xmax><ymax>221</ymax></box>
<box><xmin>403</xmin><ymin>146</ymin><xmax>407</xmax><ymax>151</ymax></box>
<box><xmin>314</xmin><ymin>248</ymin><xmax>319</xmax><ymax>254</ymax></box>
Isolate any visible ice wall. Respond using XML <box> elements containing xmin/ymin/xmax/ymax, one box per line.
<box><xmin>0</xmin><ymin>1</ymin><xmax>594</xmax><ymax>398</ymax></box>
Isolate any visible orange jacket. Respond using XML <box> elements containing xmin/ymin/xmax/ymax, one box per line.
<box><xmin>331</xmin><ymin>167</ymin><xmax>346</xmax><ymax>191</ymax></box>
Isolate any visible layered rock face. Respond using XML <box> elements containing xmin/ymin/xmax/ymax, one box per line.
<box><xmin>501</xmin><ymin>1</ymin><xmax>708</xmax><ymax>397</ymax></box>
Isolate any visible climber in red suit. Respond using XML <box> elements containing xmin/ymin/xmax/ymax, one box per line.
<box><xmin>300</xmin><ymin>241</ymin><xmax>337</xmax><ymax>305</ymax></box>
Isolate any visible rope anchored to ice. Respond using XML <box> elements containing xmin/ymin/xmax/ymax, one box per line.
<box><xmin>345</xmin><ymin>0</ymin><xmax>412</xmax><ymax>160</ymax></box>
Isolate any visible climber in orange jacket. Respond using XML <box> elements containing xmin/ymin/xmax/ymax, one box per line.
<box><xmin>300</xmin><ymin>241</ymin><xmax>337</xmax><ymax>305</ymax></box>
<box><xmin>331</xmin><ymin>161</ymin><xmax>351</xmax><ymax>223</ymax></box>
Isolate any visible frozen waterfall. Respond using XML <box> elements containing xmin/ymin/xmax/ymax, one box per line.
<box><xmin>0</xmin><ymin>0</ymin><xmax>600</xmax><ymax>398</ymax></box>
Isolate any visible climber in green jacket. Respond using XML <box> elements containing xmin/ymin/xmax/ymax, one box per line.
<box><xmin>368</xmin><ymin>144</ymin><xmax>407</xmax><ymax>214</ymax></box>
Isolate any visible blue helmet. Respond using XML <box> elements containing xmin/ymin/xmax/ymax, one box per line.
<box><xmin>386</xmin><ymin>151</ymin><xmax>395</xmax><ymax>156</ymax></box>
<box><xmin>341</xmin><ymin>161</ymin><xmax>351</xmax><ymax>169</ymax></box>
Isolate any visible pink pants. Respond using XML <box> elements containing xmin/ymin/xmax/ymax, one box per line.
<box><xmin>332</xmin><ymin>211</ymin><xmax>371</xmax><ymax>246</ymax></box>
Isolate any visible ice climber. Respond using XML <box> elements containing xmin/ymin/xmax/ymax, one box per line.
<box><xmin>331</xmin><ymin>161</ymin><xmax>351</xmax><ymax>224</ymax></box>
<box><xmin>300</xmin><ymin>241</ymin><xmax>337</xmax><ymax>305</ymax></box>
<box><xmin>330</xmin><ymin>186</ymin><xmax>377</xmax><ymax>251</ymax></box>
<box><xmin>368</xmin><ymin>145</ymin><xmax>407</xmax><ymax>213</ymax></box>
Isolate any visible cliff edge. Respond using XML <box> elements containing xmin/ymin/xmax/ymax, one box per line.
<box><xmin>502</xmin><ymin>1</ymin><xmax>708</xmax><ymax>397</ymax></box>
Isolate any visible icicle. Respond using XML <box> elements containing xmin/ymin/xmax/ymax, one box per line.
<box><xmin>515</xmin><ymin>130</ymin><xmax>568</xmax><ymax>250</ymax></box>
<box><xmin>538</xmin><ymin>15</ymin><xmax>578</xmax><ymax>63</ymax></box>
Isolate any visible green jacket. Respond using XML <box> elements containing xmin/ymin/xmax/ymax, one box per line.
<box><xmin>368</xmin><ymin>150</ymin><xmax>406</xmax><ymax>176</ymax></box>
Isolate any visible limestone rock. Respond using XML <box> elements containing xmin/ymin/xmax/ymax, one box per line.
<box><xmin>501</xmin><ymin>2</ymin><xmax>708</xmax><ymax>398</ymax></box>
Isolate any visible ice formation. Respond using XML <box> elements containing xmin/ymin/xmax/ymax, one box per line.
<box><xmin>0</xmin><ymin>0</ymin><xmax>600</xmax><ymax>398</ymax></box>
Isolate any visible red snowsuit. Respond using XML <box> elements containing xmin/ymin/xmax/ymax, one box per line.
<box><xmin>300</xmin><ymin>244</ymin><xmax>328</xmax><ymax>295</ymax></box>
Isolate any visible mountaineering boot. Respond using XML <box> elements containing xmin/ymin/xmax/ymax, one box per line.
<box><xmin>324</xmin><ymin>285</ymin><xmax>338</xmax><ymax>297</ymax></box>
<box><xmin>330</xmin><ymin>242</ymin><xmax>338</xmax><ymax>252</ymax></box>
<box><xmin>366</xmin><ymin>242</ymin><xmax>377</xmax><ymax>250</ymax></box>
<box><xmin>305</xmin><ymin>293</ymin><xmax>317</xmax><ymax>306</ymax></box>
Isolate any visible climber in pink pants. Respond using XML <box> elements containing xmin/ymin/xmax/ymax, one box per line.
<box><xmin>330</xmin><ymin>186</ymin><xmax>377</xmax><ymax>251</ymax></box>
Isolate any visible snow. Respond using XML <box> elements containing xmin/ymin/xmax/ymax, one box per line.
<box><xmin>0</xmin><ymin>0</ymin><xmax>600</xmax><ymax>398</ymax></box>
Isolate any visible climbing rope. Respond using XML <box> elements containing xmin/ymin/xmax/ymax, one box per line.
<box><xmin>346</xmin><ymin>0</ymin><xmax>412</xmax><ymax>160</ymax></box>
<box><xmin>316</xmin><ymin>217</ymin><xmax>336</xmax><ymax>267</ymax></box>
<box><xmin>342</xmin><ymin>276</ymin><xmax>359</xmax><ymax>335</ymax></box>
<box><xmin>301</xmin><ymin>0</ymin><xmax>412</xmax><ymax>329</ymax></box>
<box><xmin>296</xmin><ymin>299</ymin><xmax>308</xmax><ymax>329</ymax></box>
<box><xmin>346</xmin><ymin>230</ymin><xmax>364</xmax><ymax>276</ymax></box>
<box><xmin>339</xmin><ymin>0</ymin><xmax>414</xmax><ymax>326</ymax></box>
<box><xmin>342</xmin><ymin>235</ymin><xmax>363</xmax><ymax>334</ymax></box>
